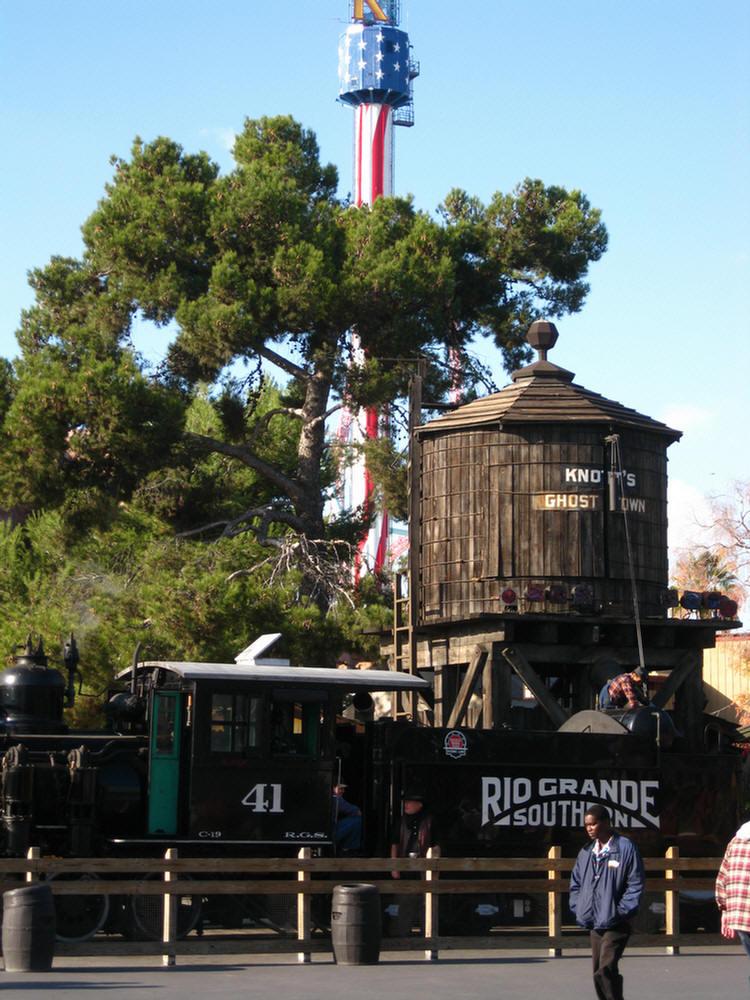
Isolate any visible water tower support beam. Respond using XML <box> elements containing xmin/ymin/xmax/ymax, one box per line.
<box><xmin>501</xmin><ymin>646</ymin><xmax>571</xmax><ymax>730</ymax></box>
<box><xmin>446</xmin><ymin>645</ymin><xmax>488</xmax><ymax>728</ymax></box>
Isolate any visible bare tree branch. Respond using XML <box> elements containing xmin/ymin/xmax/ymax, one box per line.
<box><xmin>174</xmin><ymin>505</ymin><xmax>305</xmax><ymax>541</ymax></box>
<box><xmin>225</xmin><ymin>533</ymin><xmax>357</xmax><ymax>609</ymax></box>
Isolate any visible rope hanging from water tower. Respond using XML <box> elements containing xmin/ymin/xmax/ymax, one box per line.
<box><xmin>605</xmin><ymin>433</ymin><xmax>647</xmax><ymax>676</ymax></box>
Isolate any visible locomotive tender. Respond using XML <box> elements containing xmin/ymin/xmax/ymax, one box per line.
<box><xmin>380</xmin><ymin>320</ymin><xmax>743</xmax><ymax>859</ymax></box>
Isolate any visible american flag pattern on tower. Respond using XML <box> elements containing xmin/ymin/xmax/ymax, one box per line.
<box><xmin>335</xmin><ymin>11</ymin><xmax>417</xmax><ymax>580</ymax></box>
<box><xmin>354</xmin><ymin>103</ymin><xmax>393</xmax><ymax>203</ymax></box>
<box><xmin>338</xmin><ymin>24</ymin><xmax>412</xmax><ymax>108</ymax></box>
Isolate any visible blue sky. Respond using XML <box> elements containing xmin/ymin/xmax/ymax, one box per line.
<box><xmin>2</xmin><ymin>0</ymin><xmax>749</xmax><ymax>574</ymax></box>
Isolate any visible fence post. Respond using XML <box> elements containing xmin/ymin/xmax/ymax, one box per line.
<box><xmin>424</xmin><ymin>847</ymin><xmax>439</xmax><ymax>962</ymax></box>
<box><xmin>162</xmin><ymin>847</ymin><xmax>177</xmax><ymax>967</ymax></box>
<box><xmin>25</xmin><ymin>846</ymin><xmax>40</xmax><ymax>883</ymax></box>
<box><xmin>547</xmin><ymin>845</ymin><xmax>562</xmax><ymax>957</ymax></box>
<box><xmin>665</xmin><ymin>845</ymin><xmax>679</xmax><ymax>956</ymax></box>
<box><xmin>297</xmin><ymin>847</ymin><xmax>311</xmax><ymax>964</ymax></box>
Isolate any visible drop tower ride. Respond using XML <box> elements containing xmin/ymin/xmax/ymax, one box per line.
<box><xmin>336</xmin><ymin>0</ymin><xmax>419</xmax><ymax>578</ymax></box>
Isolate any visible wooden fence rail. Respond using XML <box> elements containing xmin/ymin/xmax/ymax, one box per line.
<box><xmin>0</xmin><ymin>847</ymin><xmax>725</xmax><ymax>964</ymax></box>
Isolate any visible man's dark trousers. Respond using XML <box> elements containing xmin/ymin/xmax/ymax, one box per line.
<box><xmin>590</xmin><ymin>924</ymin><xmax>630</xmax><ymax>1000</ymax></box>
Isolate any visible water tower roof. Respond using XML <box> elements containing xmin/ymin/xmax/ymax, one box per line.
<box><xmin>419</xmin><ymin>322</ymin><xmax>681</xmax><ymax>442</ymax></box>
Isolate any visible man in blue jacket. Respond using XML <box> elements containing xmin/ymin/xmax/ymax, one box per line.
<box><xmin>569</xmin><ymin>804</ymin><xmax>644</xmax><ymax>1000</ymax></box>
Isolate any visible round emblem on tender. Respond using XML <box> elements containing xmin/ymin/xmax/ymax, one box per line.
<box><xmin>443</xmin><ymin>730</ymin><xmax>468</xmax><ymax>759</ymax></box>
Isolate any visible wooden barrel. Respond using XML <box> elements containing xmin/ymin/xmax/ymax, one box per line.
<box><xmin>331</xmin><ymin>883</ymin><xmax>381</xmax><ymax>965</ymax></box>
<box><xmin>2</xmin><ymin>884</ymin><xmax>56</xmax><ymax>972</ymax></box>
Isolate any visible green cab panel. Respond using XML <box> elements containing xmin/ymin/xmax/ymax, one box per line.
<box><xmin>148</xmin><ymin>692</ymin><xmax>182</xmax><ymax>835</ymax></box>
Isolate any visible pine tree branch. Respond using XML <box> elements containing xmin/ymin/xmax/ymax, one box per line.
<box><xmin>182</xmin><ymin>430</ymin><xmax>306</xmax><ymax>504</ymax></box>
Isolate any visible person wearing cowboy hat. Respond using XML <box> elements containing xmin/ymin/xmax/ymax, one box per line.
<box><xmin>389</xmin><ymin>790</ymin><xmax>440</xmax><ymax>936</ymax></box>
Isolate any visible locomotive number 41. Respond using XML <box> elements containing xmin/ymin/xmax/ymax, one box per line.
<box><xmin>241</xmin><ymin>783</ymin><xmax>283</xmax><ymax>813</ymax></box>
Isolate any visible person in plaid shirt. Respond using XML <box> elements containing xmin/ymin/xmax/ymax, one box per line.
<box><xmin>606</xmin><ymin>668</ymin><xmax>649</xmax><ymax>709</ymax></box>
<box><xmin>716</xmin><ymin>821</ymin><xmax>750</xmax><ymax>964</ymax></box>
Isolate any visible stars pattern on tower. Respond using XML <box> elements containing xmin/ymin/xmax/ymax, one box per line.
<box><xmin>339</xmin><ymin>24</ymin><xmax>412</xmax><ymax>102</ymax></box>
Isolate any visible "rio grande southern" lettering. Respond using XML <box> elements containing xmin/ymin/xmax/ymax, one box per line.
<box><xmin>481</xmin><ymin>775</ymin><xmax>659</xmax><ymax>830</ymax></box>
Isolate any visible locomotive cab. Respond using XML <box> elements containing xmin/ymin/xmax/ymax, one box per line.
<box><xmin>116</xmin><ymin>635</ymin><xmax>431</xmax><ymax>849</ymax></box>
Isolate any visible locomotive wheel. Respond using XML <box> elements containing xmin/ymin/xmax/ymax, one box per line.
<box><xmin>129</xmin><ymin>874</ymin><xmax>201</xmax><ymax>940</ymax></box>
<box><xmin>47</xmin><ymin>873</ymin><xmax>110</xmax><ymax>942</ymax></box>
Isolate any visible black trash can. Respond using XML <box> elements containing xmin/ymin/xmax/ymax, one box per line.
<box><xmin>2</xmin><ymin>884</ymin><xmax>56</xmax><ymax>972</ymax></box>
<box><xmin>331</xmin><ymin>883</ymin><xmax>381</xmax><ymax>965</ymax></box>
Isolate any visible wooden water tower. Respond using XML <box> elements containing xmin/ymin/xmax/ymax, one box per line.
<box><xmin>387</xmin><ymin>321</ymin><xmax>740</xmax><ymax>747</ymax></box>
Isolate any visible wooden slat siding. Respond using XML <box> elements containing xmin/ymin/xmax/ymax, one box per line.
<box><xmin>499</xmin><ymin>461</ymin><xmax>514</xmax><ymax>579</ymax></box>
<box><xmin>703</xmin><ymin>635</ymin><xmax>750</xmax><ymax>712</ymax></box>
<box><xmin>471</xmin><ymin>438</ymin><xmax>488</xmax><ymax>609</ymax></box>
<box><xmin>459</xmin><ymin>435</ymin><xmax>468</xmax><ymax>616</ymax></box>
<box><xmin>417</xmin><ymin>430</ymin><xmax>672</xmax><ymax>626</ymax></box>
<box><xmin>421</xmin><ymin>437</ymin><xmax>441</xmax><ymax>615</ymax></box>
<box><xmin>445</xmin><ymin>437</ymin><xmax>459</xmax><ymax>612</ymax></box>
<box><xmin>455</xmin><ymin>437</ymin><xmax>469</xmax><ymax>611</ymax></box>
<box><xmin>603</xmin><ymin>431</ymin><xmax>668</xmax><ymax>590</ymax></box>
<box><xmin>516</xmin><ymin>441</ymin><xmax>532</xmax><ymax>584</ymax></box>
<box><xmin>413</xmin><ymin>351</ymin><xmax>681</xmax><ymax>629</ymax></box>
<box><xmin>486</xmin><ymin>455</ymin><xmax>501</xmax><ymax>579</ymax></box>
<box><xmin>464</xmin><ymin>435</ymin><xmax>473</xmax><ymax>616</ymax></box>
<box><xmin>468</xmin><ymin>436</ymin><xmax>486</xmax><ymax>616</ymax></box>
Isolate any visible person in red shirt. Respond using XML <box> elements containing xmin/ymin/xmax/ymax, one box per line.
<box><xmin>716</xmin><ymin>821</ymin><xmax>750</xmax><ymax>970</ymax></box>
<box><xmin>606</xmin><ymin>668</ymin><xmax>649</xmax><ymax>709</ymax></box>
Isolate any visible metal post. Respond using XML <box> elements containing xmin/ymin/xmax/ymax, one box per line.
<box><xmin>162</xmin><ymin>847</ymin><xmax>177</xmax><ymax>967</ymax></box>
<box><xmin>25</xmin><ymin>846</ymin><xmax>39</xmax><ymax>883</ymax></box>
<box><xmin>547</xmin><ymin>845</ymin><xmax>562</xmax><ymax>956</ymax></box>
<box><xmin>297</xmin><ymin>847</ymin><xmax>311</xmax><ymax>963</ymax></box>
<box><xmin>424</xmin><ymin>847</ymin><xmax>438</xmax><ymax>961</ymax></box>
<box><xmin>665</xmin><ymin>846</ymin><xmax>679</xmax><ymax>955</ymax></box>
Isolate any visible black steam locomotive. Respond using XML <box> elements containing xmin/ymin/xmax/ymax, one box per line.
<box><xmin>0</xmin><ymin>633</ymin><xmax>431</xmax><ymax>856</ymax></box>
<box><xmin>0</xmin><ymin>631</ymin><xmax>437</xmax><ymax>937</ymax></box>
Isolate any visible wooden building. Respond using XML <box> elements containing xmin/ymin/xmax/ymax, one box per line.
<box><xmin>703</xmin><ymin>633</ymin><xmax>750</xmax><ymax>723</ymax></box>
<box><xmin>385</xmin><ymin>321</ymin><xmax>741</xmax><ymax>748</ymax></box>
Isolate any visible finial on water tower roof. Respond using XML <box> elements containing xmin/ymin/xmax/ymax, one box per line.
<box><xmin>527</xmin><ymin>320</ymin><xmax>559</xmax><ymax>362</ymax></box>
<box><xmin>511</xmin><ymin>320</ymin><xmax>572</xmax><ymax>383</ymax></box>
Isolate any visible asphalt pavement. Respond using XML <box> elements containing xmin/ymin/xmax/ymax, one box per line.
<box><xmin>1</xmin><ymin>946</ymin><xmax>747</xmax><ymax>999</ymax></box>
